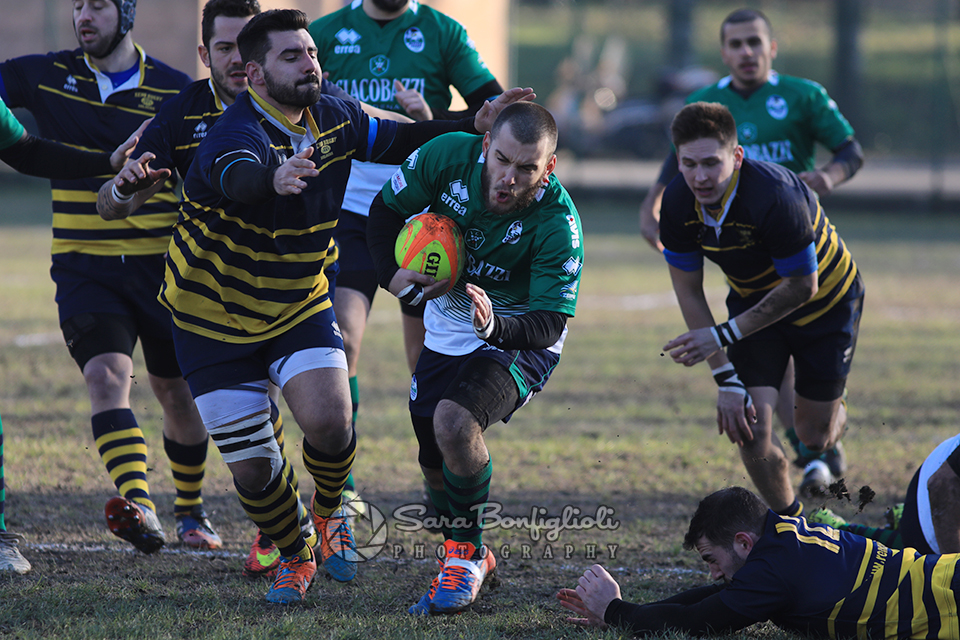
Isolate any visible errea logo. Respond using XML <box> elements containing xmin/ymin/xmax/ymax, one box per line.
<box><xmin>441</xmin><ymin>180</ymin><xmax>469</xmax><ymax>215</ymax></box>
<box><xmin>193</xmin><ymin>121</ymin><xmax>208</xmax><ymax>139</ymax></box>
<box><xmin>335</xmin><ymin>28</ymin><xmax>361</xmax><ymax>54</ymax></box>
<box><xmin>63</xmin><ymin>75</ymin><xmax>78</xmax><ymax>93</ymax></box>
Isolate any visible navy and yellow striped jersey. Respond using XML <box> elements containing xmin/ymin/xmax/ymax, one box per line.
<box><xmin>159</xmin><ymin>88</ymin><xmax>383</xmax><ymax>343</ymax></box>
<box><xmin>0</xmin><ymin>46</ymin><xmax>191</xmax><ymax>256</ymax></box>
<box><xmin>722</xmin><ymin>511</ymin><xmax>960</xmax><ymax>639</ymax></box>
<box><xmin>660</xmin><ymin>158</ymin><xmax>859</xmax><ymax>326</ymax></box>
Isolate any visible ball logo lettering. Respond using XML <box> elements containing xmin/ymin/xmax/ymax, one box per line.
<box><xmin>395</xmin><ymin>213</ymin><xmax>465</xmax><ymax>294</ymax></box>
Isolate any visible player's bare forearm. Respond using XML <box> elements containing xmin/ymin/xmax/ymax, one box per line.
<box><xmin>928</xmin><ymin>463</ymin><xmax>960</xmax><ymax>553</ymax></box>
<box><xmin>638</xmin><ymin>182</ymin><xmax>666</xmax><ymax>252</ymax></box>
<box><xmin>734</xmin><ymin>274</ymin><xmax>816</xmax><ymax>336</ymax></box>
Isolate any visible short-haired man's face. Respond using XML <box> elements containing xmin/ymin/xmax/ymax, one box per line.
<box><xmin>251</xmin><ymin>29</ymin><xmax>322</xmax><ymax>110</ymax></box>
<box><xmin>202</xmin><ymin>15</ymin><xmax>253</xmax><ymax>103</ymax></box>
<box><xmin>73</xmin><ymin>0</ymin><xmax>121</xmax><ymax>59</ymax></box>
<box><xmin>720</xmin><ymin>18</ymin><xmax>777</xmax><ymax>90</ymax></box>
<box><xmin>480</xmin><ymin>123</ymin><xmax>557</xmax><ymax>216</ymax></box>
<box><xmin>695</xmin><ymin>535</ymin><xmax>749</xmax><ymax>584</ymax></box>
<box><xmin>677</xmin><ymin>136</ymin><xmax>743</xmax><ymax>207</ymax></box>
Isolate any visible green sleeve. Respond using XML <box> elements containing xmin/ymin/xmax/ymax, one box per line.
<box><xmin>803</xmin><ymin>79</ymin><xmax>855</xmax><ymax>151</ymax></box>
<box><xmin>440</xmin><ymin>17</ymin><xmax>497</xmax><ymax>99</ymax></box>
<box><xmin>0</xmin><ymin>97</ymin><xmax>26</xmax><ymax>151</ymax></box>
<box><xmin>528</xmin><ymin>194</ymin><xmax>583</xmax><ymax>316</ymax></box>
<box><xmin>381</xmin><ymin>137</ymin><xmax>445</xmax><ymax>217</ymax></box>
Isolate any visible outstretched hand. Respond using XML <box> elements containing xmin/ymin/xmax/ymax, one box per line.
<box><xmin>113</xmin><ymin>151</ymin><xmax>172</xmax><ymax>197</ymax></box>
<box><xmin>110</xmin><ymin>117</ymin><xmax>153</xmax><ymax>172</ymax></box>
<box><xmin>557</xmin><ymin>564</ymin><xmax>621</xmax><ymax>629</ymax></box>
<box><xmin>663</xmin><ymin>327</ymin><xmax>721</xmax><ymax>367</ymax></box>
<box><xmin>273</xmin><ymin>147</ymin><xmax>319</xmax><ymax>196</ymax></box>
<box><xmin>473</xmin><ymin>87</ymin><xmax>536</xmax><ymax>134</ymax></box>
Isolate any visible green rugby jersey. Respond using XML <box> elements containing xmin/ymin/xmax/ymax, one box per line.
<box><xmin>688</xmin><ymin>71</ymin><xmax>854</xmax><ymax>174</ymax></box>
<box><xmin>0</xmin><ymin>96</ymin><xmax>25</xmax><ymax>150</ymax></box>
<box><xmin>309</xmin><ymin>0</ymin><xmax>496</xmax><ymax>216</ymax></box>
<box><xmin>382</xmin><ymin>132</ymin><xmax>583</xmax><ymax>356</ymax></box>
<box><xmin>0</xmin><ymin>46</ymin><xmax>191</xmax><ymax>256</ymax></box>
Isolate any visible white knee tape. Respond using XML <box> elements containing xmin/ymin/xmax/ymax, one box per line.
<box><xmin>195</xmin><ymin>386</ymin><xmax>283</xmax><ymax>477</ymax></box>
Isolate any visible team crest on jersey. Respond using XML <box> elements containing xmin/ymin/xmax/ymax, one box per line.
<box><xmin>370</xmin><ymin>55</ymin><xmax>390</xmax><ymax>77</ymax></box>
<box><xmin>318</xmin><ymin>136</ymin><xmax>337</xmax><ymax>158</ymax></box>
<box><xmin>334</xmin><ymin>28</ymin><xmax>362</xmax><ymax>54</ymax></box>
<box><xmin>562</xmin><ymin>256</ymin><xmax>582</xmax><ymax>276</ymax></box>
<box><xmin>63</xmin><ymin>75</ymin><xmax>79</xmax><ymax>93</ymax></box>
<box><xmin>404</xmin><ymin>27</ymin><xmax>425</xmax><ymax>53</ymax></box>
<box><xmin>135</xmin><ymin>91</ymin><xmax>158</xmax><ymax>111</ymax></box>
<box><xmin>465</xmin><ymin>229</ymin><xmax>485</xmax><ymax>250</ymax></box>
<box><xmin>766</xmin><ymin>95</ymin><xmax>788</xmax><ymax>120</ymax></box>
<box><xmin>502</xmin><ymin>221</ymin><xmax>523</xmax><ymax>244</ymax></box>
<box><xmin>738</xmin><ymin>122</ymin><xmax>757</xmax><ymax>143</ymax></box>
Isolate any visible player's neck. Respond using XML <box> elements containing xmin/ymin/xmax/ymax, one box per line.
<box><xmin>88</xmin><ymin>36</ymin><xmax>138</xmax><ymax>74</ymax></box>
<box><xmin>729</xmin><ymin>74</ymin><xmax>769</xmax><ymax>96</ymax></box>
<box><xmin>251</xmin><ymin>85</ymin><xmax>306</xmax><ymax>125</ymax></box>
<box><xmin>362</xmin><ymin>0</ymin><xmax>407</xmax><ymax>21</ymax></box>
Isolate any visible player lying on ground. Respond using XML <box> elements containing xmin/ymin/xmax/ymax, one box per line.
<box><xmin>558</xmin><ymin>486</ymin><xmax>960</xmax><ymax>638</ymax></box>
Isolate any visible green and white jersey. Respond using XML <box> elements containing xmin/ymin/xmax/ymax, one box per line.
<box><xmin>309</xmin><ymin>0</ymin><xmax>495</xmax><ymax>216</ymax></box>
<box><xmin>688</xmin><ymin>71</ymin><xmax>854</xmax><ymax>174</ymax></box>
<box><xmin>383</xmin><ymin>132</ymin><xmax>584</xmax><ymax>357</ymax></box>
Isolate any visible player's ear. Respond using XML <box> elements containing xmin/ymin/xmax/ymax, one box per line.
<box><xmin>198</xmin><ymin>45</ymin><xmax>211</xmax><ymax>69</ymax></box>
<box><xmin>734</xmin><ymin>145</ymin><xmax>744</xmax><ymax>169</ymax></box>
<box><xmin>733</xmin><ymin>531</ymin><xmax>756</xmax><ymax>557</ymax></box>
<box><xmin>246</xmin><ymin>61</ymin><xmax>263</xmax><ymax>86</ymax></box>
<box><xmin>481</xmin><ymin>132</ymin><xmax>491</xmax><ymax>157</ymax></box>
<box><xmin>769</xmin><ymin>38</ymin><xmax>778</xmax><ymax>60</ymax></box>
<box><xmin>543</xmin><ymin>153</ymin><xmax>557</xmax><ymax>181</ymax></box>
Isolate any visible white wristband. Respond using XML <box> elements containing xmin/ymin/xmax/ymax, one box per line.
<box><xmin>474</xmin><ymin>313</ymin><xmax>494</xmax><ymax>340</ymax></box>
<box><xmin>111</xmin><ymin>183</ymin><xmax>134</xmax><ymax>203</ymax></box>
<box><xmin>710</xmin><ymin>318</ymin><xmax>743</xmax><ymax>349</ymax></box>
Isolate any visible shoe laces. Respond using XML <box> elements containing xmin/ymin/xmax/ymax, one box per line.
<box><xmin>438</xmin><ymin>562</ymin><xmax>474</xmax><ymax>592</ymax></box>
<box><xmin>321</xmin><ymin>515</ymin><xmax>354</xmax><ymax>555</ymax></box>
<box><xmin>272</xmin><ymin>555</ymin><xmax>311</xmax><ymax>591</ymax></box>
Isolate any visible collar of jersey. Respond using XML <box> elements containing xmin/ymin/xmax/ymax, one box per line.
<box><xmin>207</xmin><ymin>78</ymin><xmax>226</xmax><ymax>112</ymax></box>
<box><xmin>695</xmin><ymin>167</ymin><xmax>740</xmax><ymax>236</ymax></box>
<box><xmin>352</xmin><ymin>0</ymin><xmax>419</xmax><ymax>15</ymax></box>
<box><xmin>83</xmin><ymin>43</ymin><xmax>146</xmax><ymax>102</ymax></box>
<box><xmin>248</xmin><ymin>86</ymin><xmax>320</xmax><ymax>152</ymax></box>
<box><xmin>717</xmin><ymin>70</ymin><xmax>779</xmax><ymax>91</ymax></box>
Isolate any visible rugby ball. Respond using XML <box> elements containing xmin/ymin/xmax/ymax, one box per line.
<box><xmin>395</xmin><ymin>213</ymin><xmax>465</xmax><ymax>294</ymax></box>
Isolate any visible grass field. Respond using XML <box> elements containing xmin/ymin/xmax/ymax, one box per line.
<box><xmin>0</xmin><ymin>204</ymin><xmax>958</xmax><ymax>639</ymax></box>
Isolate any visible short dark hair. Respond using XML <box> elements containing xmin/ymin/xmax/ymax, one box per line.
<box><xmin>237</xmin><ymin>8</ymin><xmax>309</xmax><ymax>66</ymax></box>
<box><xmin>490</xmin><ymin>102</ymin><xmax>558</xmax><ymax>156</ymax></box>
<box><xmin>201</xmin><ymin>0</ymin><xmax>260</xmax><ymax>50</ymax></box>
<box><xmin>683</xmin><ymin>487</ymin><xmax>768</xmax><ymax>551</ymax></box>
<box><xmin>720</xmin><ymin>8</ymin><xmax>773</xmax><ymax>43</ymax></box>
<box><xmin>670</xmin><ymin>102</ymin><xmax>738</xmax><ymax>151</ymax></box>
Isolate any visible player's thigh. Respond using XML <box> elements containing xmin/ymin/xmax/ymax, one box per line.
<box><xmin>412</xmin><ymin>346</ymin><xmax>560</xmax><ymax>430</ymax></box>
<box><xmin>790</xmin><ymin>287</ymin><xmax>864</xmax><ymax>403</ymax></box>
<box><xmin>727</xmin><ymin>328</ymin><xmax>792</xmax><ymax>391</ymax></box>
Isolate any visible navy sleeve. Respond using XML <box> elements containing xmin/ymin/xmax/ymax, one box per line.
<box><xmin>604</xmin><ymin>589</ymin><xmax>757</xmax><ymax>636</ymax></box>
<box><xmin>368</xmin><ymin>191</ymin><xmax>407</xmax><ymax>290</ymax></box>
<box><xmin>132</xmin><ymin>106</ymin><xmax>177</xmax><ymax>175</ymax></box>
<box><xmin>0</xmin><ymin>133</ymin><xmax>113</xmax><ymax>178</ymax></box>
<box><xmin>364</xmin><ymin>116</ymin><xmax>476</xmax><ymax>165</ymax></box>
<box><xmin>484</xmin><ymin>310</ymin><xmax>567</xmax><ymax>350</ymax></box>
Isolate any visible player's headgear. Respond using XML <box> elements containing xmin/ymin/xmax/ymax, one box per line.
<box><xmin>110</xmin><ymin>0</ymin><xmax>137</xmax><ymax>37</ymax></box>
<box><xmin>102</xmin><ymin>0</ymin><xmax>137</xmax><ymax>57</ymax></box>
